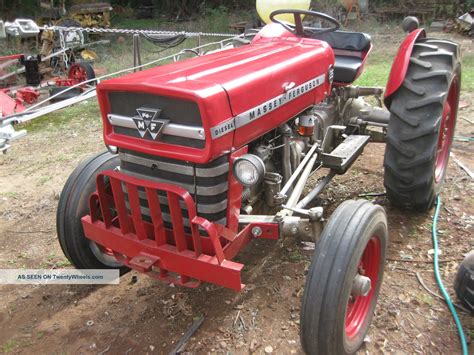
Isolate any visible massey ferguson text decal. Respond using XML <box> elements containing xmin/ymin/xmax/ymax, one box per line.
<box><xmin>210</xmin><ymin>74</ymin><xmax>326</xmax><ymax>139</ymax></box>
<box><xmin>133</xmin><ymin>107</ymin><xmax>169</xmax><ymax>140</ymax></box>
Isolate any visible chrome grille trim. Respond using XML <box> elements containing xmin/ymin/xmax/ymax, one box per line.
<box><xmin>120</xmin><ymin>169</ymin><xmax>229</xmax><ymax>196</ymax></box>
<box><xmin>108</xmin><ymin>113</ymin><xmax>206</xmax><ymax>140</ymax></box>
<box><xmin>121</xmin><ymin>168</ymin><xmax>194</xmax><ymax>192</ymax></box>
<box><xmin>124</xmin><ymin>200</ymin><xmax>227</xmax><ymax>227</ymax></box>
<box><xmin>119</xmin><ymin>150</ymin><xmax>229</xmax><ymax>226</ymax></box>
<box><xmin>122</xmin><ymin>187</ymin><xmax>228</xmax><ymax>214</ymax></box>
<box><xmin>119</xmin><ymin>151</ymin><xmax>229</xmax><ymax>178</ymax></box>
<box><xmin>120</xmin><ymin>152</ymin><xmax>194</xmax><ymax>176</ymax></box>
<box><xmin>196</xmin><ymin>163</ymin><xmax>229</xmax><ymax>178</ymax></box>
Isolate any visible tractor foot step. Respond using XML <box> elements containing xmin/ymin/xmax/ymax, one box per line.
<box><xmin>322</xmin><ymin>135</ymin><xmax>370</xmax><ymax>173</ymax></box>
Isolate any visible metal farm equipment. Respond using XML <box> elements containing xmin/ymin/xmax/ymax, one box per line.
<box><xmin>0</xmin><ymin>19</ymin><xmax>234</xmax><ymax>152</ymax></box>
<box><xmin>0</xmin><ymin>18</ymin><xmax>104</xmax><ymax>151</ymax></box>
<box><xmin>56</xmin><ymin>10</ymin><xmax>461</xmax><ymax>354</ymax></box>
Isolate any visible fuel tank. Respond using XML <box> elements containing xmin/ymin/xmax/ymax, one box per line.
<box><xmin>98</xmin><ymin>24</ymin><xmax>334</xmax><ymax>163</ymax></box>
<box><xmin>256</xmin><ymin>0</ymin><xmax>311</xmax><ymax>24</ymax></box>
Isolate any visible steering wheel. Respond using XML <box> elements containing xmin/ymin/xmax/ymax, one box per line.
<box><xmin>269</xmin><ymin>9</ymin><xmax>340</xmax><ymax>36</ymax></box>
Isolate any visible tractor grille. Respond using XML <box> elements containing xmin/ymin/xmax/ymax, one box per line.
<box><xmin>108</xmin><ymin>91</ymin><xmax>205</xmax><ymax>149</ymax></box>
<box><xmin>119</xmin><ymin>149</ymin><xmax>229</xmax><ymax>230</ymax></box>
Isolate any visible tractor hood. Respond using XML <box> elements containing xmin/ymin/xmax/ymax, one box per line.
<box><xmin>97</xmin><ymin>27</ymin><xmax>334</xmax><ymax>163</ymax></box>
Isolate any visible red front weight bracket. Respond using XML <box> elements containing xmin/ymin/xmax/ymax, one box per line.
<box><xmin>82</xmin><ymin>170</ymin><xmax>281</xmax><ymax>291</ymax></box>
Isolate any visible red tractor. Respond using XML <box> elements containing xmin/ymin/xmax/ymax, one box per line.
<box><xmin>56</xmin><ymin>10</ymin><xmax>460</xmax><ymax>354</ymax></box>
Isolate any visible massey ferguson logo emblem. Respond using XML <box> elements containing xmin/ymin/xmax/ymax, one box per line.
<box><xmin>133</xmin><ymin>107</ymin><xmax>169</xmax><ymax>140</ymax></box>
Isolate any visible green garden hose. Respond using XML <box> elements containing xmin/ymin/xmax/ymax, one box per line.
<box><xmin>454</xmin><ymin>136</ymin><xmax>474</xmax><ymax>142</ymax></box>
<box><xmin>432</xmin><ymin>195</ymin><xmax>468</xmax><ymax>355</ymax></box>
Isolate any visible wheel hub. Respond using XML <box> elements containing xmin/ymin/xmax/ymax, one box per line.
<box><xmin>90</xmin><ymin>241</ymin><xmax>123</xmax><ymax>268</ymax></box>
<box><xmin>345</xmin><ymin>235</ymin><xmax>381</xmax><ymax>339</ymax></box>
<box><xmin>352</xmin><ymin>274</ymin><xmax>372</xmax><ymax>297</ymax></box>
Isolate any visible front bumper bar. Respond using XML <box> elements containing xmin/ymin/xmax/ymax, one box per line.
<box><xmin>81</xmin><ymin>170</ymin><xmax>279</xmax><ymax>291</ymax></box>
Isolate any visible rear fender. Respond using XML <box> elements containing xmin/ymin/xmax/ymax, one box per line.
<box><xmin>384</xmin><ymin>28</ymin><xmax>426</xmax><ymax>108</ymax></box>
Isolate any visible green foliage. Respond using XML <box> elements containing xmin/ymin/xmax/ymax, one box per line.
<box><xmin>354</xmin><ymin>61</ymin><xmax>390</xmax><ymax>88</ymax></box>
<box><xmin>20</xmin><ymin>102</ymin><xmax>100</xmax><ymax>133</ymax></box>
<box><xmin>1</xmin><ymin>0</ymin><xmax>38</xmax><ymax>18</ymax></box>
<box><xmin>1</xmin><ymin>339</ymin><xmax>18</xmax><ymax>353</ymax></box>
<box><xmin>142</xmin><ymin>0</ymin><xmax>254</xmax><ymax>17</ymax></box>
<box><xmin>356</xmin><ymin>50</ymin><xmax>474</xmax><ymax>92</ymax></box>
<box><xmin>353</xmin><ymin>43</ymin><xmax>395</xmax><ymax>88</ymax></box>
<box><xmin>204</xmin><ymin>5</ymin><xmax>230</xmax><ymax>33</ymax></box>
<box><xmin>1</xmin><ymin>0</ymin><xmax>254</xmax><ymax>20</ymax></box>
<box><xmin>288</xmin><ymin>251</ymin><xmax>304</xmax><ymax>262</ymax></box>
<box><xmin>460</xmin><ymin>53</ymin><xmax>474</xmax><ymax>92</ymax></box>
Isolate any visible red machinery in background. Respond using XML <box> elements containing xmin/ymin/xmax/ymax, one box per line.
<box><xmin>0</xmin><ymin>53</ymin><xmax>96</xmax><ymax>117</ymax></box>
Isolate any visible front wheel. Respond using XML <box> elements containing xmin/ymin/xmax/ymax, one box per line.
<box><xmin>56</xmin><ymin>151</ymin><xmax>129</xmax><ymax>274</ymax></box>
<box><xmin>300</xmin><ymin>200</ymin><xmax>388</xmax><ymax>354</ymax></box>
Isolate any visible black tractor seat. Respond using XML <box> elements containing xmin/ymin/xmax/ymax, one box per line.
<box><xmin>333</xmin><ymin>55</ymin><xmax>364</xmax><ymax>83</ymax></box>
<box><xmin>311</xmin><ymin>31</ymin><xmax>372</xmax><ymax>83</ymax></box>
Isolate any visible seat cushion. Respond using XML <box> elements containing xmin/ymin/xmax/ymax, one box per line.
<box><xmin>310</xmin><ymin>31</ymin><xmax>370</xmax><ymax>84</ymax></box>
<box><xmin>334</xmin><ymin>55</ymin><xmax>362</xmax><ymax>83</ymax></box>
<box><xmin>311</xmin><ymin>31</ymin><xmax>371</xmax><ymax>52</ymax></box>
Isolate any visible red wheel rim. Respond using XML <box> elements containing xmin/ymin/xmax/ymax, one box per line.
<box><xmin>68</xmin><ymin>64</ymin><xmax>88</xmax><ymax>83</ymax></box>
<box><xmin>435</xmin><ymin>76</ymin><xmax>459</xmax><ymax>183</ymax></box>
<box><xmin>345</xmin><ymin>235</ymin><xmax>381</xmax><ymax>339</ymax></box>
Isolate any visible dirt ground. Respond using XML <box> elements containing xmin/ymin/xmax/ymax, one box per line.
<box><xmin>0</xmin><ymin>27</ymin><xmax>473</xmax><ymax>355</ymax></box>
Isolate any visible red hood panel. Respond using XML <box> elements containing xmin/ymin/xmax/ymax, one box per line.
<box><xmin>101</xmin><ymin>38</ymin><xmax>332</xmax><ymax>111</ymax></box>
<box><xmin>97</xmin><ymin>31</ymin><xmax>334</xmax><ymax>163</ymax></box>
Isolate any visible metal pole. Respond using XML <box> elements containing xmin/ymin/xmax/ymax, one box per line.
<box><xmin>296</xmin><ymin>170</ymin><xmax>336</xmax><ymax>209</ymax></box>
<box><xmin>7</xmin><ymin>89</ymin><xmax>97</xmax><ymax>125</ymax></box>
<box><xmin>280</xmin><ymin>143</ymin><xmax>319</xmax><ymax>196</ymax></box>
<box><xmin>133</xmin><ymin>34</ymin><xmax>142</xmax><ymax>72</ymax></box>
<box><xmin>285</xmin><ymin>151</ymin><xmax>319</xmax><ymax>209</ymax></box>
<box><xmin>282</xmin><ymin>134</ymin><xmax>292</xmax><ymax>186</ymax></box>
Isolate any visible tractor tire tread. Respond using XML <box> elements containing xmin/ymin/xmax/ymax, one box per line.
<box><xmin>419</xmin><ymin>38</ymin><xmax>460</xmax><ymax>58</ymax></box>
<box><xmin>402</xmin><ymin>78</ymin><xmax>426</xmax><ymax>95</ymax></box>
<box><xmin>384</xmin><ymin>39</ymin><xmax>460</xmax><ymax>211</ymax></box>
<box><xmin>412</xmin><ymin>69</ymin><xmax>451</xmax><ymax>82</ymax></box>
<box><xmin>56</xmin><ymin>151</ymin><xmax>110</xmax><ymax>261</ymax></box>
<box><xmin>389</xmin><ymin>105</ymin><xmax>419</xmax><ymax>127</ymax></box>
<box><xmin>409</xmin><ymin>57</ymin><xmax>432</xmax><ymax>69</ymax></box>
<box><xmin>56</xmin><ymin>151</ymin><xmax>128</xmax><ymax>273</ymax></box>
<box><xmin>406</xmin><ymin>93</ymin><xmax>445</xmax><ymax>110</ymax></box>
<box><xmin>413</xmin><ymin>43</ymin><xmax>438</xmax><ymax>51</ymax></box>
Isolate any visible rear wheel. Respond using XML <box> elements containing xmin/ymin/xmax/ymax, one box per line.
<box><xmin>384</xmin><ymin>38</ymin><xmax>461</xmax><ymax>211</ymax></box>
<box><xmin>300</xmin><ymin>200</ymin><xmax>388</xmax><ymax>354</ymax></box>
<box><xmin>56</xmin><ymin>151</ymin><xmax>129</xmax><ymax>273</ymax></box>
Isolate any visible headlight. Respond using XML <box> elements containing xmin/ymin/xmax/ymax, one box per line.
<box><xmin>233</xmin><ymin>154</ymin><xmax>265</xmax><ymax>187</ymax></box>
